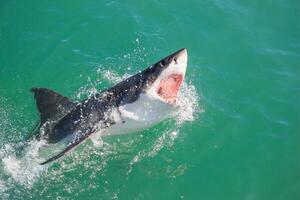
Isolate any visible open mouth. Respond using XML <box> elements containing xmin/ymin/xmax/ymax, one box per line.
<box><xmin>157</xmin><ymin>73</ymin><xmax>183</xmax><ymax>104</ymax></box>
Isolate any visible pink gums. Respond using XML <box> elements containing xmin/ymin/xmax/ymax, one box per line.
<box><xmin>157</xmin><ymin>74</ymin><xmax>183</xmax><ymax>103</ymax></box>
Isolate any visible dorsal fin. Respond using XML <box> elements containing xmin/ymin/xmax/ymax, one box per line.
<box><xmin>31</xmin><ymin>88</ymin><xmax>76</xmax><ymax>124</ymax></box>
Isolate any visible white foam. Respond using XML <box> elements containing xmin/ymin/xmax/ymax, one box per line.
<box><xmin>1</xmin><ymin>139</ymin><xmax>47</xmax><ymax>187</ymax></box>
<box><xmin>176</xmin><ymin>82</ymin><xmax>202</xmax><ymax>124</ymax></box>
<box><xmin>102</xmin><ymin>70</ymin><xmax>131</xmax><ymax>84</ymax></box>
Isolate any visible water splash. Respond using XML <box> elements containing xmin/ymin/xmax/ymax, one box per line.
<box><xmin>1</xmin><ymin>139</ymin><xmax>46</xmax><ymax>185</ymax></box>
<box><xmin>176</xmin><ymin>82</ymin><xmax>202</xmax><ymax>124</ymax></box>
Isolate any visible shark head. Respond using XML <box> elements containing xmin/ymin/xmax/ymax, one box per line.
<box><xmin>107</xmin><ymin>48</ymin><xmax>188</xmax><ymax>106</ymax></box>
<box><xmin>142</xmin><ymin>48</ymin><xmax>188</xmax><ymax>104</ymax></box>
<box><xmin>106</xmin><ymin>48</ymin><xmax>188</xmax><ymax>135</ymax></box>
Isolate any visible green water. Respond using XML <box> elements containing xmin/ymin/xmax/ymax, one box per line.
<box><xmin>1</xmin><ymin>0</ymin><xmax>299</xmax><ymax>199</ymax></box>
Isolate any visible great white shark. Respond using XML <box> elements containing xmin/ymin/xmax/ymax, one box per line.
<box><xmin>30</xmin><ymin>48</ymin><xmax>188</xmax><ymax>165</ymax></box>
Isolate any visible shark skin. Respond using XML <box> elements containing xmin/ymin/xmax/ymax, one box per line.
<box><xmin>30</xmin><ymin>48</ymin><xmax>188</xmax><ymax>165</ymax></box>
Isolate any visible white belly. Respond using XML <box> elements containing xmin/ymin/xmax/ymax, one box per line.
<box><xmin>104</xmin><ymin>93</ymin><xmax>177</xmax><ymax>135</ymax></box>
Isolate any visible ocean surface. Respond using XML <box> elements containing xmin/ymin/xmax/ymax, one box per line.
<box><xmin>0</xmin><ymin>0</ymin><xmax>299</xmax><ymax>199</ymax></box>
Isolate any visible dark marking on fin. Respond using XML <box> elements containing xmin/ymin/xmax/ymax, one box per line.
<box><xmin>31</xmin><ymin>88</ymin><xmax>76</xmax><ymax>124</ymax></box>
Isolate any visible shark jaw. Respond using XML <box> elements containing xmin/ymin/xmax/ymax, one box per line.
<box><xmin>147</xmin><ymin>48</ymin><xmax>187</xmax><ymax>104</ymax></box>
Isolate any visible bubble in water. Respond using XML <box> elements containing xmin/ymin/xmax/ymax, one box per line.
<box><xmin>176</xmin><ymin>82</ymin><xmax>202</xmax><ymax>124</ymax></box>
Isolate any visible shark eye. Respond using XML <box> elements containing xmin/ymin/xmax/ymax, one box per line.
<box><xmin>174</xmin><ymin>57</ymin><xmax>178</xmax><ymax>64</ymax></box>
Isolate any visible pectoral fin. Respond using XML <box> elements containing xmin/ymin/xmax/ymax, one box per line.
<box><xmin>40</xmin><ymin>130</ymin><xmax>95</xmax><ymax>165</ymax></box>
